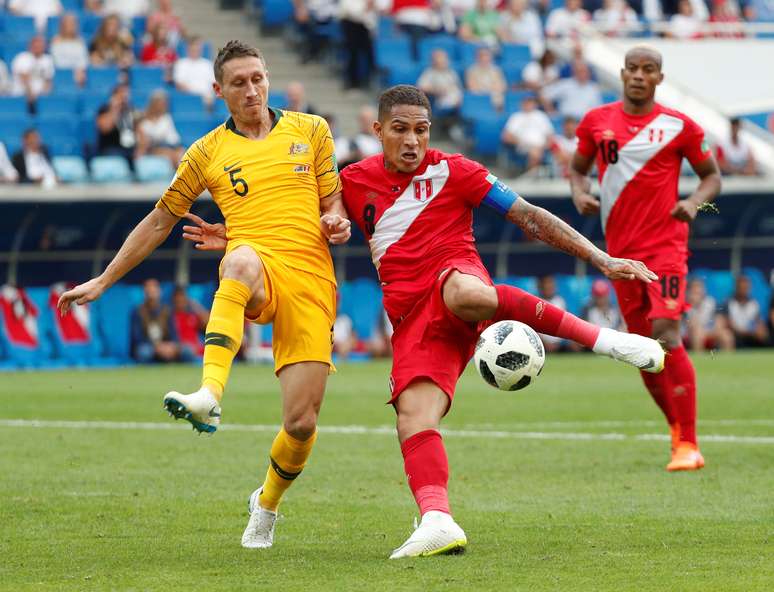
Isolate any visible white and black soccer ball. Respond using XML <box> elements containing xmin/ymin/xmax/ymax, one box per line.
<box><xmin>474</xmin><ymin>320</ymin><xmax>545</xmax><ymax>391</ymax></box>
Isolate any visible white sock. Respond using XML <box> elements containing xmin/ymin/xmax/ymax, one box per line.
<box><xmin>591</xmin><ymin>327</ymin><xmax>618</xmax><ymax>355</ymax></box>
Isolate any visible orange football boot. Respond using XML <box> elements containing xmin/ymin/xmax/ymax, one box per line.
<box><xmin>666</xmin><ymin>442</ymin><xmax>705</xmax><ymax>472</ymax></box>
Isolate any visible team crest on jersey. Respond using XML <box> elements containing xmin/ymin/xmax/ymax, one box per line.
<box><xmin>293</xmin><ymin>164</ymin><xmax>310</xmax><ymax>173</ymax></box>
<box><xmin>602</xmin><ymin>129</ymin><xmax>616</xmax><ymax>140</ymax></box>
<box><xmin>366</xmin><ymin>191</ymin><xmax>378</xmax><ymax>199</ymax></box>
<box><xmin>648</xmin><ymin>128</ymin><xmax>665</xmax><ymax>143</ymax></box>
<box><xmin>413</xmin><ymin>179</ymin><xmax>433</xmax><ymax>202</ymax></box>
<box><xmin>288</xmin><ymin>142</ymin><xmax>309</xmax><ymax>155</ymax></box>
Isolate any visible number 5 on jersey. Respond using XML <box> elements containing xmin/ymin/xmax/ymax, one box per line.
<box><xmin>224</xmin><ymin>164</ymin><xmax>248</xmax><ymax>197</ymax></box>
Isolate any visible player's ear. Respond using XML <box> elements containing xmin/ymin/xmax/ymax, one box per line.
<box><xmin>657</xmin><ymin>72</ymin><xmax>664</xmax><ymax>86</ymax></box>
<box><xmin>373</xmin><ymin>120</ymin><xmax>383</xmax><ymax>140</ymax></box>
<box><xmin>213</xmin><ymin>81</ymin><xmax>223</xmax><ymax>99</ymax></box>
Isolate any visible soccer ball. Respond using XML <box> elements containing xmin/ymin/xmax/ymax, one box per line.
<box><xmin>474</xmin><ymin>320</ymin><xmax>545</xmax><ymax>391</ymax></box>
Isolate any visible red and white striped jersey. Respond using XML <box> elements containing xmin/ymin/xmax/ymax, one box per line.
<box><xmin>576</xmin><ymin>101</ymin><xmax>712</xmax><ymax>267</ymax></box>
<box><xmin>341</xmin><ymin>149</ymin><xmax>494</xmax><ymax>321</ymax></box>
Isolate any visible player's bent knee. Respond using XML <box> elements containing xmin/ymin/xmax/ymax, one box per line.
<box><xmin>221</xmin><ymin>249</ymin><xmax>262</xmax><ymax>286</ymax></box>
<box><xmin>283</xmin><ymin>413</ymin><xmax>319</xmax><ymax>441</ymax></box>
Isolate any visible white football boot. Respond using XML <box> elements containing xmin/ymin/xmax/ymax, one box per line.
<box><xmin>593</xmin><ymin>328</ymin><xmax>665</xmax><ymax>373</ymax></box>
<box><xmin>242</xmin><ymin>488</ymin><xmax>277</xmax><ymax>549</ymax></box>
<box><xmin>163</xmin><ymin>386</ymin><xmax>221</xmax><ymax>434</ymax></box>
<box><xmin>389</xmin><ymin>511</ymin><xmax>467</xmax><ymax>559</ymax></box>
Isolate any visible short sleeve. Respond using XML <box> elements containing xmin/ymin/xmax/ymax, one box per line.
<box><xmin>453</xmin><ymin>155</ymin><xmax>496</xmax><ymax>207</ymax></box>
<box><xmin>310</xmin><ymin>116</ymin><xmax>342</xmax><ymax>199</ymax></box>
<box><xmin>156</xmin><ymin>140</ymin><xmax>208</xmax><ymax>217</ymax></box>
<box><xmin>680</xmin><ymin>116</ymin><xmax>712</xmax><ymax>166</ymax></box>
<box><xmin>575</xmin><ymin>113</ymin><xmax>597</xmax><ymax>158</ymax></box>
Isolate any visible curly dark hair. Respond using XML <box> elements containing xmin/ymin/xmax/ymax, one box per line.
<box><xmin>377</xmin><ymin>85</ymin><xmax>432</xmax><ymax>122</ymax></box>
<box><xmin>213</xmin><ymin>40</ymin><xmax>265</xmax><ymax>83</ymax></box>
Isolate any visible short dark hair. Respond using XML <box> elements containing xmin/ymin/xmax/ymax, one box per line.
<box><xmin>214</xmin><ymin>40</ymin><xmax>264</xmax><ymax>83</ymax></box>
<box><xmin>377</xmin><ymin>85</ymin><xmax>432</xmax><ymax>122</ymax></box>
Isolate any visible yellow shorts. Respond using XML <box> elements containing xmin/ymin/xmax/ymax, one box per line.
<box><xmin>227</xmin><ymin>240</ymin><xmax>336</xmax><ymax>374</ymax></box>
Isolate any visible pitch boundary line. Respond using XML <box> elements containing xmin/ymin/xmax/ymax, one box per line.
<box><xmin>1</xmin><ymin>419</ymin><xmax>773</xmax><ymax>445</ymax></box>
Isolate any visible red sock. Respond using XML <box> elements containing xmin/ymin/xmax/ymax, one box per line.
<box><xmin>400</xmin><ymin>429</ymin><xmax>450</xmax><ymax>515</ymax></box>
<box><xmin>664</xmin><ymin>345</ymin><xmax>697</xmax><ymax>445</ymax></box>
<box><xmin>640</xmin><ymin>370</ymin><xmax>677</xmax><ymax>425</ymax></box>
<box><xmin>494</xmin><ymin>284</ymin><xmax>600</xmax><ymax>349</ymax></box>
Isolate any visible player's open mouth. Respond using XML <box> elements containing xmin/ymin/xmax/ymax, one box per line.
<box><xmin>401</xmin><ymin>152</ymin><xmax>418</xmax><ymax>161</ymax></box>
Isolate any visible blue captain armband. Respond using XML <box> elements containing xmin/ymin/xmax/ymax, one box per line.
<box><xmin>481</xmin><ymin>178</ymin><xmax>520</xmax><ymax>215</ymax></box>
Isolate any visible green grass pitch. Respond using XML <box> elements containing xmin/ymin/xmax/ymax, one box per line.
<box><xmin>1</xmin><ymin>352</ymin><xmax>772</xmax><ymax>591</ymax></box>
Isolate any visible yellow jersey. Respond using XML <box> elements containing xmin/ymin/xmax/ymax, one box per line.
<box><xmin>157</xmin><ymin>108</ymin><xmax>342</xmax><ymax>282</ymax></box>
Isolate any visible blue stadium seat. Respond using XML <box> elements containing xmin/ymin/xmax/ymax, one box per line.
<box><xmin>36</xmin><ymin>118</ymin><xmax>82</xmax><ymax>156</ymax></box>
<box><xmin>384</xmin><ymin>62</ymin><xmax>423</xmax><ymax>87</ymax></box>
<box><xmin>129</xmin><ymin>65</ymin><xmax>166</xmax><ymax>93</ymax></box>
<box><xmin>375</xmin><ymin>37</ymin><xmax>412</xmax><ymax>70</ymax></box>
<box><xmin>2</xmin><ymin>15</ymin><xmax>36</xmax><ymax>43</ymax></box>
<box><xmin>86</xmin><ymin>66</ymin><xmax>121</xmax><ymax>93</ymax></box>
<box><xmin>268</xmin><ymin>90</ymin><xmax>288</xmax><ymax>109</ymax></box>
<box><xmin>52</xmin><ymin>68</ymin><xmax>82</xmax><ymax>95</ymax></box>
<box><xmin>499</xmin><ymin>275</ymin><xmax>538</xmax><ymax>295</ymax></box>
<box><xmin>176</xmin><ymin>39</ymin><xmax>213</xmax><ymax>59</ymax></box>
<box><xmin>460</xmin><ymin>92</ymin><xmax>493</xmax><ymax>122</ymax></box>
<box><xmin>417</xmin><ymin>35</ymin><xmax>459</xmax><ymax>63</ymax></box>
<box><xmin>52</xmin><ymin>155</ymin><xmax>90</xmax><ymax>183</ymax></box>
<box><xmin>348</xmin><ymin>278</ymin><xmax>384</xmax><ymax>339</ymax></box>
<box><xmin>131</xmin><ymin>16</ymin><xmax>147</xmax><ymax>41</ymax></box>
<box><xmin>499</xmin><ymin>43</ymin><xmax>531</xmax><ymax>67</ymax></box>
<box><xmin>692</xmin><ymin>269</ymin><xmax>735</xmax><ymax>306</ymax></box>
<box><xmin>1</xmin><ymin>40</ymin><xmax>30</xmax><ymax>65</ymax></box>
<box><xmin>602</xmin><ymin>91</ymin><xmax>620</xmax><ymax>104</ymax></box>
<box><xmin>170</xmin><ymin>91</ymin><xmax>207</xmax><ymax>117</ymax></box>
<box><xmin>79</xmin><ymin>115</ymin><xmax>98</xmax><ymax>151</ymax></box>
<box><xmin>261</xmin><ymin>0</ymin><xmax>294</xmax><ymax>28</ymax></box>
<box><xmin>458</xmin><ymin>42</ymin><xmax>487</xmax><ymax>69</ymax></box>
<box><xmin>376</xmin><ymin>16</ymin><xmax>400</xmax><ymax>39</ymax></box>
<box><xmin>742</xmin><ymin>267</ymin><xmax>772</xmax><ymax>313</ymax></box>
<box><xmin>555</xmin><ymin>275</ymin><xmax>594</xmax><ymax>317</ymax></box>
<box><xmin>0</xmin><ymin>116</ymin><xmax>34</xmax><ymax>155</ymax></box>
<box><xmin>213</xmin><ymin>100</ymin><xmax>230</xmax><ymax>122</ymax></box>
<box><xmin>0</xmin><ymin>96</ymin><xmax>29</xmax><ymax>119</ymax></box>
<box><xmin>471</xmin><ymin>115</ymin><xmax>507</xmax><ymax>158</ymax></box>
<box><xmin>61</xmin><ymin>0</ymin><xmax>83</xmax><ymax>11</ymax></box>
<box><xmin>175</xmin><ymin>115</ymin><xmax>215</xmax><ymax>147</ymax></box>
<box><xmin>135</xmin><ymin>155</ymin><xmax>175</xmax><ymax>182</ymax></box>
<box><xmin>95</xmin><ymin>284</ymin><xmax>145</xmax><ymax>361</ymax></box>
<box><xmin>505</xmin><ymin>90</ymin><xmax>534</xmax><ymax>114</ymax></box>
<box><xmin>80</xmin><ymin>91</ymin><xmax>110</xmax><ymax>118</ymax></box>
<box><xmin>80</xmin><ymin>13</ymin><xmax>102</xmax><ymax>42</ymax></box>
<box><xmin>741</xmin><ymin>112</ymin><xmax>772</xmax><ymax>132</ymax></box>
<box><xmin>90</xmin><ymin>155</ymin><xmax>133</xmax><ymax>183</ymax></box>
<box><xmin>37</xmin><ymin>94</ymin><xmax>79</xmax><ymax>117</ymax></box>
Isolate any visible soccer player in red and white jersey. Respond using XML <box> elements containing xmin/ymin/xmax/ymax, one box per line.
<box><xmin>569</xmin><ymin>46</ymin><xmax>722</xmax><ymax>472</ymax></box>
<box><xmin>184</xmin><ymin>85</ymin><xmax>666</xmax><ymax>558</ymax></box>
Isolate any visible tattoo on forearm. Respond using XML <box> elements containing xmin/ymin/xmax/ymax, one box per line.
<box><xmin>508</xmin><ymin>202</ymin><xmax>599</xmax><ymax>262</ymax></box>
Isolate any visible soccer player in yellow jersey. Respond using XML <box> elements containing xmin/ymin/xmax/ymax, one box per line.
<box><xmin>57</xmin><ymin>40</ymin><xmax>351</xmax><ymax>549</ymax></box>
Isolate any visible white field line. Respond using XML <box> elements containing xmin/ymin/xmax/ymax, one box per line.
<box><xmin>1</xmin><ymin>419</ymin><xmax>773</xmax><ymax>445</ymax></box>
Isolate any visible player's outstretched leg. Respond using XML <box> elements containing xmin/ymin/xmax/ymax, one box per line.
<box><xmin>163</xmin><ymin>386</ymin><xmax>221</xmax><ymax>434</ymax></box>
<box><xmin>390</xmin><ymin>382</ymin><xmax>467</xmax><ymax>559</ymax></box>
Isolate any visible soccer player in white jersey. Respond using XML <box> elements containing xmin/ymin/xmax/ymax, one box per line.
<box><xmin>569</xmin><ymin>46</ymin><xmax>722</xmax><ymax>472</ymax></box>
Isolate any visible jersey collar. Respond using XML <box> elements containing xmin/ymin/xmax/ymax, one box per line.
<box><xmin>225</xmin><ymin>106</ymin><xmax>283</xmax><ymax>137</ymax></box>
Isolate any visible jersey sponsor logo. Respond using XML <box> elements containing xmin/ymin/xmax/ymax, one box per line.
<box><xmin>599</xmin><ymin>113</ymin><xmax>685</xmax><ymax>231</ymax></box>
<box><xmin>366</xmin><ymin>191</ymin><xmax>378</xmax><ymax>200</ymax></box>
<box><xmin>602</xmin><ymin>129</ymin><xmax>616</xmax><ymax>140</ymax></box>
<box><xmin>294</xmin><ymin>164</ymin><xmax>311</xmax><ymax>173</ymax></box>
<box><xmin>288</xmin><ymin>142</ymin><xmax>310</xmax><ymax>155</ymax></box>
<box><xmin>413</xmin><ymin>179</ymin><xmax>433</xmax><ymax>202</ymax></box>
<box><xmin>369</xmin><ymin>160</ymin><xmax>450</xmax><ymax>269</ymax></box>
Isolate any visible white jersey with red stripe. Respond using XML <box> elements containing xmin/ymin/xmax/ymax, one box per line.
<box><xmin>341</xmin><ymin>149</ymin><xmax>495</xmax><ymax>322</ymax></box>
<box><xmin>576</xmin><ymin>101</ymin><xmax>712</xmax><ymax>269</ymax></box>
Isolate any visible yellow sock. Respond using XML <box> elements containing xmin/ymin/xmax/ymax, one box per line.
<box><xmin>258</xmin><ymin>428</ymin><xmax>317</xmax><ymax>511</ymax></box>
<box><xmin>202</xmin><ymin>278</ymin><xmax>252</xmax><ymax>401</ymax></box>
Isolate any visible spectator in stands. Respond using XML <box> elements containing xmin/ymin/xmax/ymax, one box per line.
<box><xmin>11</xmin><ymin>129</ymin><xmax>57</xmax><ymax>188</ymax></box>
<box><xmin>716</xmin><ymin>118</ymin><xmax>756</xmax><ymax>176</ymax></box>
<box><xmin>541</xmin><ymin>60</ymin><xmax>602</xmax><ymax>120</ymax></box>
<box><xmin>0</xmin><ymin>141</ymin><xmax>20</xmax><ymax>184</ymax></box>
<box><xmin>465</xmin><ymin>46</ymin><xmax>507</xmax><ymax>111</ymax></box>
<box><xmin>131</xmin><ymin>278</ymin><xmax>182</xmax><ymax>363</ymax></box>
<box><xmin>285</xmin><ymin>81</ymin><xmax>318</xmax><ymax>115</ymax></box>
<box><xmin>497</xmin><ymin>0</ymin><xmax>545</xmax><ymax>58</ymax></box>
<box><xmin>101</xmin><ymin>0</ymin><xmax>151</xmax><ymax>23</ymax></box>
<box><xmin>521</xmin><ymin>49</ymin><xmax>560</xmax><ymax>94</ymax></box>
<box><xmin>140</xmin><ymin>22</ymin><xmax>177</xmax><ymax>71</ymax></box>
<box><xmin>11</xmin><ymin>36</ymin><xmax>54</xmax><ymax>110</ymax></box>
<box><xmin>710</xmin><ymin>0</ymin><xmax>746</xmax><ymax>37</ymax></box>
<box><xmin>146</xmin><ymin>0</ymin><xmax>186</xmax><ymax>47</ymax></box>
<box><xmin>667</xmin><ymin>0</ymin><xmax>704</xmax><ymax>39</ymax></box>
<box><xmin>391</xmin><ymin>0</ymin><xmax>442</xmax><ymax>58</ymax></box>
<box><xmin>537</xmin><ymin>275</ymin><xmax>568</xmax><ymax>353</ymax></box>
<box><xmin>459</xmin><ymin>0</ymin><xmax>502</xmax><ymax>46</ymax></box>
<box><xmin>684</xmin><ymin>278</ymin><xmax>734</xmax><ymax>351</ymax></box>
<box><xmin>348</xmin><ymin>106</ymin><xmax>382</xmax><ymax>161</ymax></box>
<box><xmin>417</xmin><ymin>49</ymin><xmax>463</xmax><ymax>119</ymax></box>
<box><xmin>173</xmin><ymin>36</ymin><xmax>215</xmax><ymax>107</ymax></box>
<box><xmin>90</xmin><ymin>13</ymin><xmax>135</xmax><ymax>68</ymax></box>
<box><xmin>339</xmin><ymin>0</ymin><xmax>376</xmax><ymax>91</ymax></box>
<box><xmin>0</xmin><ymin>60</ymin><xmax>11</xmax><ymax>95</ymax></box>
<box><xmin>8</xmin><ymin>0</ymin><xmax>62</xmax><ymax>34</ymax></box>
<box><xmin>593</xmin><ymin>0</ymin><xmax>639</xmax><ymax>36</ymax></box>
<box><xmin>96</xmin><ymin>83</ymin><xmax>138</xmax><ymax>166</ymax></box>
<box><xmin>501</xmin><ymin>94</ymin><xmax>555</xmax><ymax>174</ymax></box>
<box><xmin>583</xmin><ymin>279</ymin><xmax>622</xmax><ymax>330</ymax></box>
<box><xmin>723</xmin><ymin>275</ymin><xmax>769</xmax><ymax>347</ymax></box>
<box><xmin>545</xmin><ymin>0</ymin><xmax>591</xmax><ymax>39</ymax></box>
<box><xmin>136</xmin><ymin>90</ymin><xmax>183</xmax><ymax>167</ymax></box>
<box><xmin>50</xmin><ymin>13</ymin><xmax>89</xmax><ymax>87</ymax></box>
<box><xmin>172</xmin><ymin>285</ymin><xmax>209</xmax><ymax>358</ymax></box>
<box><xmin>368</xmin><ymin>310</ymin><xmax>393</xmax><ymax>359</ymax></box>
<box><xmin>293</xmin><ymin>0</ymin><xmax>338</xmax><ymax>63</ymax></box>
<box><xmin>550</xmin><ymin>115</ymin><xmax>578</xmax><ymax>178</ymax></box>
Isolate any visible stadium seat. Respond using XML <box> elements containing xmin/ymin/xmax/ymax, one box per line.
<box><xmin>505</xmin><ymin>90</ymin><xmax>534</xmax><ymax>114</ymax></box>
<box><xmin>345</xmin><ymin>278</ymin><xmax>384</xmax><ymax>340</ymax></box>
<box><xmin>95</xmin><ymin>284</ymin><xmax>145</xmax><ymax>361</ymax></box>
<box><xmin>268</xmin><ymin>90</ymin><xmax>288</xmax><ymax>109</ymax></box>
<box><xmin>129</xmin><ymin>66</ymin><xmax>166</xmax><ymax>93</ymax></box>
<box><xmin>1</xmin><ymin>40</ymin><xmax>30</xmax><ymax>65</ymax></box>
<box><xmin>213</xmin><ymin>100</ymin><xmax>230</xmax><ymax>122</ymax></box>
<box><xmin>176</xmin><ymin>40</ymin><xmax>213</xmax><ymax>59</ymax></box>
<box><xmin>417</xmin><ymin>35</ymin><xmax>459</xmax><ymax>64</ymax></box>
<box><xmin>261</xmin><ymin>0</ymin><xmax>294</xmax><ymax>28</ymax></box>
<box><xmin>602</xmin><ymin>91</ymin><xmax>620</xmax><ymax>104</ymax></box>
<box><xmin>742</xmin><ymin>267</ymin><xmax>772</xmax><ymax>313</ymax></box>
<box><xmin>135</xmin><ymin>155</ymin><xmax>175</xmax><ymax>183</ymax></box>
<box><xmin>61</xmin><ymin>0</ymin><xmax>82</xmax><ymax>11</ymax></box>
<box><xmin>555</xmin><ymin>275</ymin><xmax>594</xmax><ymax>317</ymax></box>
<box><xmin>170</xmin><ymin>91</ymin><xmax>207</xmax><ymax>117</ymax></box>
<box><xmin>0</xmin><ymin>116</ymin><xmax>34</xmax><ymax>155</ymax></box>
<box><xmin>500</xmin><ymin>275</ymin><xmax>538</xmax><ymax>295</ymax></box>
<box><xmin>1</xmin><ymin>15</ymin><xmax>36</xmax><ymax>43</ymax></box>
<box><xmin>693</xmin><ymin>269</ymin><xmax>735</xmax><ymax>306</ymax></box>
<box><xmin>458</xmin><ymin>42</ymin><xmax>487</xmax><ymax>69</ymax></box>
<box><xmin>37</xmin><ymin>95</ymin><xmax>79</xmax><ymax>118</ymax></box>
<box><xmin>0</xmin><ymin>96</ymin><xmax>29</xmax><ymax>119</ymax></box>
<box><xmin>375</xmin><ymin>37</ymin><xmax>412</xmax><ymax>70</ymax></box>
<box><xmin>131</xmin><ymin>16</ymin><xmax>147</xmax><ymax>41</ymax></box>
<box><xmin>471</xmin><ymin>115</ymin><xmax>507</xmax><ymax>158</ymax></box>
<box><xmin>499</xmin><ymin>43</ymin><xmax>531</xmax><ymax>67</ymax></box>
<box><xmin>86</xmin><ymin>66</ymin><xmax>121</xmax><ymax>93</ymax></box>
<box><xmin>175</xmin><ymin>115</ymin><xmax>215</xmax><ymax>147</ymax></box>
<box><xmin>384</xmin><ymin>62</ymin><xmax>423</xmax><ymax>87</ymax></box>
<box><xmin>52</xmin><ymin>68</ymin><xmax>82</xmax><ymax>96</ymax></box>
<box><xmin>376</xmin><ymin>16</ymin><xmax>400</xmax><ymax>39</ymax></box>
<box><xmin>36</xmin><ymin>118</ymin><xmax>83</xmax><ymax>156</ymax></box>
<box><xmin>460</xmin><ymin>92</ymin><xmax>493</xmax><ymax>122</ymax></box>
<box><xmin>52</xmin><ymin>155</ymin><xmax>90</xmax><ymax>183</ymax></box>
<box><xmin>90</xmin><ymin>155</ymin><xmax>133</xmax><ymax>183</ymax></box>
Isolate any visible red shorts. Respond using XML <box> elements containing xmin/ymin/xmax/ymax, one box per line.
<box><xmin>613</xmin><ymin>265</ymin><xmax>688</xmax><ymax>335</ymax></box>
<box><xmin>388</xmin><ymin>260</ymin><xmax>493</xmax><ymax>410</ymax></box>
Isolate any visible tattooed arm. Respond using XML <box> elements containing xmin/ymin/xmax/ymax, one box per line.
<box><xmin>506</xmin><ymin>197</ymin><xmax>657</xmax><ymax>283</ymax></box>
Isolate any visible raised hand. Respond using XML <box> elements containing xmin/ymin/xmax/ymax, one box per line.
<box><xmin>182</xmin><ymin>213</ymin><xmax>227</xmax><ymax>251</ymax></box>
<box><xmin>57</xmin><ymin>277</ymin><xmax>106</xmax><ymax>315</ymax></box>
<box><xmin>320</xmin><ymin>214</ymin><xmax>351</xmax><ymax>245</ymax></box>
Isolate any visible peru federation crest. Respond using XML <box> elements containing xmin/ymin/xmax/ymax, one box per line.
<box><xmin>413</xmin><ymin>179</ymin><xmax>433</xmax><ymax>202</ymax></box>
